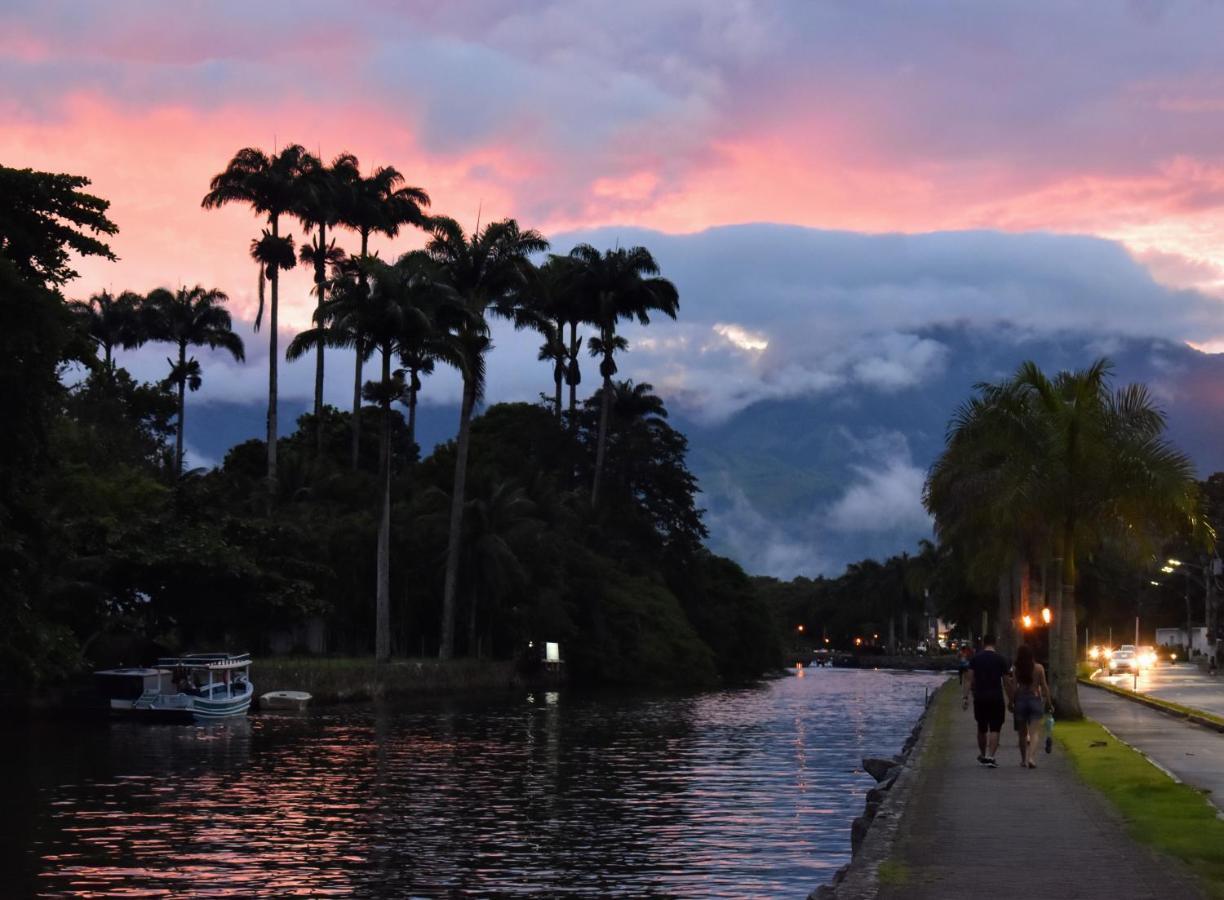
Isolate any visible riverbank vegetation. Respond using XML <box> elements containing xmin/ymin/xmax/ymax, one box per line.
<box><xmin>0</xmin><ymin>158</ymin><xmax>781</xmax><ymax>690</ymax></box>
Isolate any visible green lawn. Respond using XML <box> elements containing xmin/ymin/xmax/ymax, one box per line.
<box><xmin>1058</xmin><ymin>719</ymin><xmax>1224</xmax><ymax>896</ymax></box>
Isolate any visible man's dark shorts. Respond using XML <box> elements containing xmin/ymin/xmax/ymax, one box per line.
<box><xmin>973</xmin><ymin>696</ymin><xmax>1006</xmax><ymax>733</ymax></box>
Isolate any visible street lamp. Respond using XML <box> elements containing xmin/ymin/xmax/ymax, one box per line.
<box><xmin>1158</xmin><ymin>557</ymin><xmax>1221</xmax><ymax>658</ymax></box>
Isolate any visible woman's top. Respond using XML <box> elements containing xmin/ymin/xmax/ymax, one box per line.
<box><xmin>1014</xmin><ymin>663</ymin><xmax>1044</xmax><ymax>696</ymax></box>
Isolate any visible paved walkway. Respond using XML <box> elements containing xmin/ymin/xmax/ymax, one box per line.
<box><xmin>1079</xmin><ymin>684</ymin><xmax>1224</xmax><ymax>813</ymax></box>
<box><xmin>877</xmin><ymin>689</ymin><xmax>1205</xmax><ymax>900</ymax></box>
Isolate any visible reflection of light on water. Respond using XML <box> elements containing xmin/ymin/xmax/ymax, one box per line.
<box><xmin>20</xmin><ymin>670</ymin><xmax>945</xmax><ymax>898</ymax></box>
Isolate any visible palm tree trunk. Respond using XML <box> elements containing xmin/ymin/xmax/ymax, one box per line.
<box><xmin>351</xmin><ymin>343</ymin><xmax>363</xmax><ymax>469</ymax></box>
<box><xmin>351</xmin><ymin>230</ymin><xmax>369</xmax><ymax>470</ymax></box>
<box><xmin>1050</xmin><ymin>533</ymin><xmax>1084</xmax><ymax>719</ymax></box>
<box><xmin>104</xmin><ymin>342</ymin><xmax>113</xmax><ymax>372</ymax></box>
<box><xmin>267</xmin><ymin>214</ymin><xmax>280</xmax><ymax>488</ymax></box>
<box><xmin>591</xmin><ymin>366</ymin><xmax>612</xmax><ymax>507</ymax></box>
<box><xmin>553</xmin><ymin>362</ymin><xmax>563</xmax><ymax>421</ymax></box>
<box><xmin>314</xmin><ymin>221</ymin><xmax>326</xmax><ymax>459</ymax></box>
<box><xmin>567</xmin><ymin>320</ymin><xmax>579</xmax><ymax>426</ymax></box>
<box><xmin>175</xmin><ymin>342</ymin><xmax>186</xmax><ymax>475</ymax></box>
<box><xmin>440</xmin><ymin>378</ymin><xmax>477</xmax><ymax>659</ymax></box>
<box><xmin>376</xmin><ymin>346</ymin><xmax>392</xmax><ymax>663</ymax></box>
<box><xmin>407</xmin><ymin>380</ymin><xmax>418</xmax><ymax>451</ymax></box>
<box><xmin>468</xmin><ymin>590</ymin><xmax>478</xmax><ymax>658</ymax></box>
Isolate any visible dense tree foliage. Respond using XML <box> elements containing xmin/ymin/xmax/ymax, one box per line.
<box><xmin>0</xmin><ymin>162</ymin><xmax>781</xmax><ymax>689</ymax></box>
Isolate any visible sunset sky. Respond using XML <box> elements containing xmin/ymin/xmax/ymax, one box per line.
<box><xmin>9</xmin><ymin>1</ymin><xmax>1224</xmax><ymax>572</ymax></box>
<box><xmin>9</xmin><ymin>1</ymin><xmax>1224</xmax><ymax>311</ymax></box>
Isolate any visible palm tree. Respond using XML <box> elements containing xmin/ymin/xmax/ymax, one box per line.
<box><xmin>70</xmin><ymin>288</ymin><xmax>148</xmax><ymax>373</ymax></box>
<box><xmin>568</xmin><ymin>244</ymin><xmax>678</xmax><ymax>507</ymax></box>
<box><xmin>925</xmin><ymin>359</ymin><xmax>1203</xmax><ymax>717</ymax></box>
<box><xmin>396</xmin><ymin>350</ymin><xmax>435</xmax><ymax>452</ymax></box>
<box><xmin>146</xmin><ymin>285</ymin><xmax>245</xmax><ymax>475</ymax></box>
<box><xmin>202</xmin><ymin>144</ymin><xmax>312</xmax><ymax>485</ymax></box>
<box><xmin>457</xmin><ymin>480</ymin><xmax>539</xmax><ymax>656</ymax></box>
<box><xmin>337</xmin><ymin>160</ymin><xmax>431</xmax><ymax>469</ymax></box>
<box><xmin>288</xmin><ymin>252</ymin><xmax>452</xmax><ymax>662</ymax></box>
<box><xmin>426</xmin><ymin>216</ymin><xmax>549</xmax><ymax>659</ymax></box>
<box><xmin>518</xmin><ymin>255</ymin><xmax>579</xmax><ymax>421</ymax></box>
<box><xmin>294</xmin><ymin>152</ymin><xmax>355</xmax><ymax>457</ymax></box>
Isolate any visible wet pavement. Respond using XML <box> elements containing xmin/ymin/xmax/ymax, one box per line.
<box><xmin>1094</xmin><ymin>660</ymin><xmax>1224</xmax><ymax>717</ymax></box>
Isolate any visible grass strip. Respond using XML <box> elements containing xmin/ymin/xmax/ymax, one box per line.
<box><xmin>1057</xmin><ymin>718</ymin><xmax>1224</xmax><ymax>897</ymax></box>
<box><xmin>1080</xmin><ymin>677</ymin><xmax>1224</xmax><ymax>730</ymax></box>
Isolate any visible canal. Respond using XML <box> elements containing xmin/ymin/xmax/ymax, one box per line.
<box><xmin>6</xmin><ymin>667</ymin><xmax>946</xmax><ymax>897</ymax></box>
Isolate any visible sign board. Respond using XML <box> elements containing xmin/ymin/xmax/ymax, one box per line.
<box><xmin>545</xmin><ymin>642</ymin><xmax>561</xmax><ymax>663</ymax></box>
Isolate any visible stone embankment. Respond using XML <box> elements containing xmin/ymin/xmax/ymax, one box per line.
<box><xmin>807</xmin><ymin>680</ymin><xmax>949</xmax><ymax>900</ymax></box>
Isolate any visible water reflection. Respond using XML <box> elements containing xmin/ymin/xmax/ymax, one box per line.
<box><xmin>12</xmin><ymin>668</ymin><xmax>944</xmax><ymax>897</ymax></box>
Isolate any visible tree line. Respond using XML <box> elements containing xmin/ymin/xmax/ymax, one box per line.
<box><xmin>0</xmin><ymin>159</ymin><xmax>781</xmax><ymax>687</ymax></box>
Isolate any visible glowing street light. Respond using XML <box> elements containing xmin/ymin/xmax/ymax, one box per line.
<box><xmin>797</xmin><ymin>624</ymin><xmax>805</xmax><ymax>633</ymax></box>
<box><xmin>1150</xmin><ymin>580</ymin><xmax>1160</xmax><ymax>586</ymax></box>
<box><xmin>1167</xmin><ymin>558</ymin><xmax>1183</xmax><ymax>567</ymax></box>
<box><xmin>1161</xmin><ymin>565</ymin><xmax>1175</xmax><ymax>574</ymax></box>
<box><xmin>1041</xmin><ymin>607</ymin><xmax>1052</xmax><ymax>625</ymax></box>
<box><xmin>1021</xmin><ymin>614</ymin><xmax>1033</xmax><ymax>629</ymax></box>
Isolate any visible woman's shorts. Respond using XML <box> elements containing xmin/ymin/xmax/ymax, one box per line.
<box><xmin>1013</xmin><ymin>692</ymin><xmax>1044</xmax><ymax>728</ymax></box>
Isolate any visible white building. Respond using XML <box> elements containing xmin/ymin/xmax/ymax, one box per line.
<box><xmin>1154</xmin><ymin>626</ymin><xmax>1210</xmax><ymax>655</ymax></box>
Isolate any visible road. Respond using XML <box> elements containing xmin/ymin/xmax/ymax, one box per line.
<box><xmin>1079</xmin><ymin>684</ymin><xmax>1224</xmax><ymax>813</ymax></box>
<box><xmin>1094</xmin><ymin>660</ymin><xmax>1224</xmax><ymax>717</ymax></box>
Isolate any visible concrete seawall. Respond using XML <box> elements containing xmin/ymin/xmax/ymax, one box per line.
<box><xmin>808</xmin><ymin>678</ymin><xmax>953</xmax><ymax>899</ymax></box>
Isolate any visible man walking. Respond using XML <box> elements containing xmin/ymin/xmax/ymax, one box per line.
<box><xmin>963</xmin><ymin>633</ymin><xmax>1011</xmax><ymax>767</ymax></box>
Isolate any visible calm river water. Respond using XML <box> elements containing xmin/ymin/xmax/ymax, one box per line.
<box><xmin>7</xmin><ymin>668</ymin><xmax>945</xmax><ymax>898</ymax></box>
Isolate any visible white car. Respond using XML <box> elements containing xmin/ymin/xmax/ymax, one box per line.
<box><xmin>1107</xmin><ymin>649</ymin><xmax>1137</xmax><ymax>673</ymax></box>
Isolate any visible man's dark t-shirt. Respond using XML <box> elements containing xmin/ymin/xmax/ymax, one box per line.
<box><xmin>969</xmin><ymin>649</ymin><xmax>1011</xmax><ymax>700</ymax></box>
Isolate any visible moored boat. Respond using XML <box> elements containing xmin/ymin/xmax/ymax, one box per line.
<box><xmin>260</xmin><ymin>690</ymin><xmax>311</xmax><ymax>711</ymax></box>
<box><xmin>94</xmin><ymin>652</ymin><xmax>254</xmax><ymax>722</ymax></box>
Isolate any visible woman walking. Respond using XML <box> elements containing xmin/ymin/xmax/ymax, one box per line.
<box><xmin>1008</xmin><ymin>644</ymin><xmax>1051</xmax><ymax>768</ymax></box>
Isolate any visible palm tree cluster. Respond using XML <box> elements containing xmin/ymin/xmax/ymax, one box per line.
<box><xmin>924</xmin><ymin>359</ymin><xmax>1205</xmax><ymax>717</ymax></box>
<box><xmin>200</xmin><ymin>145</ymin><xmax>680</xmax><ymax>663</ymax></box>
<box><xmin>71</xmin><ymin>285</ymin><xmax>244</xmax><ymax>475</ymax></box>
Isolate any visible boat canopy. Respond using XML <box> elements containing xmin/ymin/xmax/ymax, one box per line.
<box><xmin>155</xmin><ymin>652</ymin><xmax>251</xmax><ymax>671</ymax></box>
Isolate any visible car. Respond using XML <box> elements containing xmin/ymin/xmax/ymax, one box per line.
<box><xmin>1107</xmin><ymin>649</ymin><xmax>1138</xmax><ymax>673</ymax></box>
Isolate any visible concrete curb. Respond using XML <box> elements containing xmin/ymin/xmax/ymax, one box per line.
<box><xmin>1079</xmin><ymin>677</ymin><xmax>1224</xmax><ymax>734</ymax></box>
<box><xmin>807</xmin><ymin>678</ymin><xmax>953</xmax><ymax>900</ymax></box>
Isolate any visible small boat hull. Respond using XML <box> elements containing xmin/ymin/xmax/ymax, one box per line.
<box><xmin>260</xmin><ymin>690</ymin><xmax>311</xmax><ymax>711</ymax></box>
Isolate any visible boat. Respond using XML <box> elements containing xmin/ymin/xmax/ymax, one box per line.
<box><xmin>260</xmin><ymin>690</ymin><xmax>311</xmax><ymax>711</ymax></box>
<box><xmin>94</xmin><ymin>652</ymin><xmax>254</xmax><ymax>722</ymax></box>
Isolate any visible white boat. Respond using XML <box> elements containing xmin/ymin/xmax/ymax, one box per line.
<box><xmin>95</xmin><ymin>652</ymin><xmax>254</xmax><ymax>722</ymax></box>
<box><xmin>260</xmin><ymin>690</ymin><xmax>311</xmax><ymax>711</ymax></box>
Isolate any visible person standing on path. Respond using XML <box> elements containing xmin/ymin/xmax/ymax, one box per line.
<box><xmin>963</xmin><ymin>633</ymin><xmax>1011</xmax><ymax>767</ymax></box>
<box><xmin>1007</xmin><ymin>643</ymin><xmax>1051</xmax><ymax>768</ymax></box>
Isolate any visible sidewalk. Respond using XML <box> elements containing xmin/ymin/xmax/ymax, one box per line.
<box><xmin>876</xmin><ymin>688</ymin><xmax>1206</xmax><ymax>900</ymax></box>
<box><xmin>1079</xmin><ymin>684</ymin><xmax>1224</xmax><ymax>812</ymax></box>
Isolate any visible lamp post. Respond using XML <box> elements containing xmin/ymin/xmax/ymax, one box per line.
<box><xmin>1161</xmin><ymin>557</ymin><xmax>1221</xmax><ymax>658</ymax></box>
